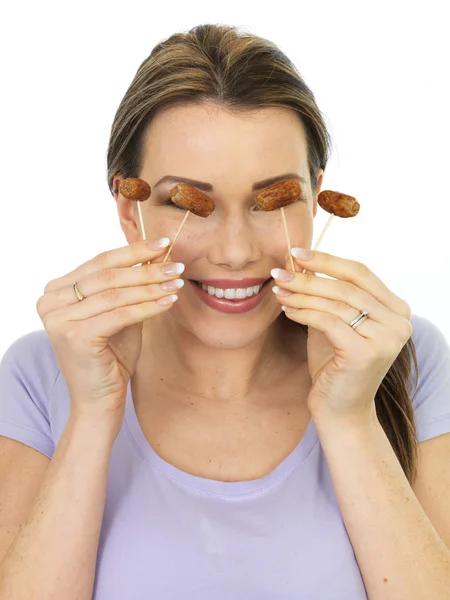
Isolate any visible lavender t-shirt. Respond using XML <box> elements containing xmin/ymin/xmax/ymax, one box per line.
<box><xmin>1</xmin><ymin>313</ymin><xmax>450</xmax><ymax>599</ymax></box>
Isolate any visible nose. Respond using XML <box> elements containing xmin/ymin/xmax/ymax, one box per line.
<box><xmin>207</xmin><ymin>213</ymin><xmax>261</xmax><ymax>271</ymax></box>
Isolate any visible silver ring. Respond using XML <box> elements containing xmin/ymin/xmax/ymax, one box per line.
<box><xmin>73</xmin><ymin>282</ymin><xmax>86</xmax><ymax>302</ymax></box>
<box><xmin>350</xmin><ymin>309</ymin><xmax>369</xmax><ymax>329</ymax></box>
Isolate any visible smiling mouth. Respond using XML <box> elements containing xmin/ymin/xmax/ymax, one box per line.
<box><xmin>191</xmin><ymin>279</ymin><xmax>271</xmax><ymax>300</ymax></box>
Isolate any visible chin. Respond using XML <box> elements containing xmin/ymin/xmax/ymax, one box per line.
<box><xmin>183</xmin><ymin>320</ymin><xmax>276</xmax><ymax>351</ymax></box>
<box><xmin>171</xmin><ymin>291</ymin><xmax>281</xmax><ymax>350</ymax></box>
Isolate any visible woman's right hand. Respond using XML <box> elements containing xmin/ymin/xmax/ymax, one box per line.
<box><xmin>36</xmin><ymin>237</ymin><xmax>184</xmax><ymax>433</ymax></box>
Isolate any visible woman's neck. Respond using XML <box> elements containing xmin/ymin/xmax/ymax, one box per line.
<box><xmin>136</xmin><ymin>315</ymin><xmax>307</xmax><ymax>407</ymax></box>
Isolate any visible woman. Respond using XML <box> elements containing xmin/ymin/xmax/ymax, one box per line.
<box><xmin>1</xmin><ymin>23</ymin><xmax>450</xmax><ymax>600</ymax></box>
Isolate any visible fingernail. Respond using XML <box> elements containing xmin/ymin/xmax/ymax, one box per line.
<box><xmin>161</xmin><ymin>262</ymin><xmax>185</xmax><ymax>276</ymax></box>
<box><xmin>282</xmin><ymin>305</ymin><xmax>298</xmax><ymax>313</ymax></box>
<box><xmin>160</xmin><ymin>278</ymin><xmax>184</xmax><ymax>291</ymax></box>
<box><xmin>272</xmin><ymin>286</ymin><xmax>292</xmax><ymax>296</ymax></box>
<box><xmin>157</xmin><ymin>294</ymin><xmax>179</xmax><ymax>306</ymax></box>
<box><xmin>148</xmin><ymin>237</ymin><xmax>170</xmax><ymax>249</ymax></box>
<box><xmin>271</xmin><ymin>268</ymin><xmax>294</xmax><ymax>282</ymax></box>
<box><xmin>291</xmin><ymin>248</ymin><xmax>314</xmax><ymax>260</ymax></box>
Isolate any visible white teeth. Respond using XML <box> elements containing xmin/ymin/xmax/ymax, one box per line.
<box><xmin>197</xmin><ymin>282</ymin><xmax>264</xmax><ymax>299</ymax></box>
<box><xmin>224</xmin><ymin>289</ymin><xmax>236</xmax><ymax>299</ymax></box>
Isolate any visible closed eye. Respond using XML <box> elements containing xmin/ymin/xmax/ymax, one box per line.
<box><xmin>161</xmin><ymin>198</ymin><xmax>184</xmax><ymax>210</ymax></box>
<box><xmin>252</xmin><ymin>194</ymin><xmax>308</xmax><ymax>212</ymax></box>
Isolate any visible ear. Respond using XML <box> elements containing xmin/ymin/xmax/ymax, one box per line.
<box><xmin>312</xmin><ymin>169</ymin><xmax>324</xmax><ymax>218</ymax></box>
<box><xmin>113</xmin><ymin>175</ymin><xmax>143</xmax><ymax>244</ymax></box>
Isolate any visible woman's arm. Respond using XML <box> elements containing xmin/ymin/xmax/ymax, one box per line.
<box><xmin>315</xmin><ymin>410</ymin><xmax>450</xmax><ymax>600</ymax></box>
<box><xmin>0</xmin><ymin>411</ymin><xmax>116</xmax><ymax>600</ymax></box>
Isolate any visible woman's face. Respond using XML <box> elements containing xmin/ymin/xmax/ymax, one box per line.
<box><xmin>116</xmin><ymin>103</ymin><xmax>323</xmax><ymax>350</ymax></box>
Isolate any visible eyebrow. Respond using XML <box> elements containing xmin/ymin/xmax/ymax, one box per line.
<box><xmin>153</xmin><ymin>172</ymin><xmax>308</xmax><ymax>192</ymax></box>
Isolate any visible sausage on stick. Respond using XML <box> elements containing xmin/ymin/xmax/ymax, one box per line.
<box><xmin>118</xmin><ymin>178</ymin><xmax>152</xmax><ymax>264</ymax></box>
<box><xmin>255</xmin><ymin>179</ymin><xmax>303</xmax><ymax>271</ymax></box>
<box><xmin>299</xmin><ymin>190</ymin><xmax>360</xmax><ymax>274</ymax></box>
<box><xmin>162</xmin><ymin>183</ymin><xmax>215</xmax><ymax>262</ymax></box>
<box><xmin>118</xmin><ymin>178</ymin><xmax>215</xmax><ymax>263</ymax></box>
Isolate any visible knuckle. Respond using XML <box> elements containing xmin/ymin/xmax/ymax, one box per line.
<box><xmin>355</xmin><ymin>261</ymin><xmax>371</xmax><ymax>278</ymax></box>
<box><xmin>142</xmin><ymin>262</ymin><xmax>154</xmax><ymax>280</ymax></box>
<box><xmin>402</xmin><ymin>302</ymin><xmax>412</xmax><ymax>320</ymax></box>
<box><xmin>101</xmin><ymin>286</ymin><xmax>119</xmax><ymax>304</ymax></box>
<box><xmin>93</xmin><ymin>250</ymin><xmax>109</xmax><ymax>267</ymax></box>
<box><xmin>97</xmin><ymin>267</ymin><xmax>116</xmax><ymax>285</ymax></box>
<box><xmin>43</xmin><ymin>279</ymin><xmax>58</xmax><ymax>294</ymax></box>
<box><xmin>325</xmin><ymin>313</ymin><xmax>340</xmax><ymax>328</ymax></box>
<box><xmin>400</xmin><ymin>318</ymin><xmax>413</xmax><ymax>342</ymax></box>
<box><xmin>144</xmin><ymin>284</ymin><xmax>157</xmax><ymax>299</ymax></box>
<box><xmin>302</xmin><ymin>272</ymin><xmax>314</xmax><ymax>285</ymax></box>
<box><xmin>336</xmin><ymin>300</ymin><xmax>351</xmax><ymax>313</ymax></box>
<box><xmin>35</xmin><ymin>295</ymin><xmax>45</xmax><ymax>316</ymax></box>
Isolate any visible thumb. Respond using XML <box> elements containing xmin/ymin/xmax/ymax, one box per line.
<box><xmin>285</xmin><ymin>251</ymin><xmax>316</xmax><ymax>276</ymax></box>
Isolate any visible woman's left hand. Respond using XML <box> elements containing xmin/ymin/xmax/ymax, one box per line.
<box><xmin>271</xmin><ymin>249</ymin><xmax>413</xmax><ymax>423</ymax></box>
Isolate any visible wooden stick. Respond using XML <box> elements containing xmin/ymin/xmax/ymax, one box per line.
<box><xmin>301</xmin><ymin>213</ymin><xmax>334</xmax><ymax>274</ymax></box>
<box><xmin>280</xmin><ymin>207</ymin><xmax>296</xmax><ymax>271</ymax></box>
<box><xmin>163</xmin><ymin>211</ymin><xmax>190</xmax><ymax>262</ymax></box>
<box><xmin>136</xmin><ymin>202</ymin><xmax>152</xmax><ymax>266</ymax></box>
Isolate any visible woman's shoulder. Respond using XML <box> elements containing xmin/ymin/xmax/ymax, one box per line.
<box><xmin>0</xmin><ymin>328</ymin><xmax>60</xmax><ymax>412</ymax></box>
<box><xmin>1</xmin><ymin>328</ymin><xmax>60</xmax><ymax>381</ymax></box>
<box><xmin>0</xmin><ymin>329</ymin><xmax>60</xmax><ymax>458</ymax></box>
<box><xmin>409</xmin><ymin>313</ymin><xmax>450</xmax><ymax>442</ymax></box>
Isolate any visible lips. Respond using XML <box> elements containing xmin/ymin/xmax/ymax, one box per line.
<box><xmin>188</xmin><ymin>278</ymin><xmax>272</xmax><ymax>314</ymax></box>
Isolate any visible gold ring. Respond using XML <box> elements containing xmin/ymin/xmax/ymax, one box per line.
<box><xmin>73</xmin><ymin>282</ymin><xmax>86</xmax><ymax>302</ymax></box>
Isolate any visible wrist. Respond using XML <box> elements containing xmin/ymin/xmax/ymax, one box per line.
<box><xmin>312</xmin><ymin>405</ymin><xmax>378</xmax><ymax>437</ymax></box>
<box><xmin>67</xmin><ymin>408</ymin><xmax>123</xmax><ymax>447</ymax></box>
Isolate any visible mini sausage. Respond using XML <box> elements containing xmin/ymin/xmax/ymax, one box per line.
<box><xmin>317</xmin><ymin>190</ymin><xmax>360</xmax><ymax>218</ymax></box>
<box><xmin>169</xmin><ymin>183</ymin><xmax>215</xmax><ymax>218</ymax></box>
<box><xmin>119</xmin><ymin>178</ymin><xmax>151</xmax><ymax>201</ymax></box>
<box><xmin>255</xmin><ymin>179</ymin><xmax>303</xmax><ymax>211</ymax></box>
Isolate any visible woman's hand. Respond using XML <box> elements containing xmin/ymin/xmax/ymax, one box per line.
<box><xmin>271</xmin><ymin>249</ymin><xmax>413</xmax><ymax>423</ymax></box>
<box><xmin>36</xmin><ymin>237</ymin><xmax>184</xmax><ymax>434</ymax></box>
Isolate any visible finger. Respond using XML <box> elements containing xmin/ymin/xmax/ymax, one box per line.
<box><xmin>90</xmin><ymin>294</ymin><xmax>179</xmax><ymax>339</ymax></box>
<box><xmin>63</xmin><ymin>278</ymin><xmax>184</xmax><ymax>321</ymax></box>
<box><xmin>43</xmin><ymin>237</ymin><xmax>171</xmax><ymax>295</ymax></box>
<box><xmin>290</xmin><ymin>249</ymin><xmax>410</xmax><ymax>318</ymax></box>
<box><xmin>276</xmin><ymin>292</ymin><xmax>379</xmax><ymax>338</ymax></box>
<box><xmin>281</xmin><ymin>307</ymin><xmax>369</xmax><ymax>353</ymax></box>
<box><xmin>37</xmin><ymin>261</ymin><xmax>185</xmax><ymax>317</ymax></box>
<box><xmin>41</xmin><ymin>279</ymin><xmax>183</xmax><ymax>333</ymax></box>
<box><xmin>274</xmin><ymin>282</ymin><xmax>413</xmax><ymax>347</ymax></box>
<box><xmin>272</xmin><ymin>268</ymin><xmax>398</xmax><ymax>329</ymax></box>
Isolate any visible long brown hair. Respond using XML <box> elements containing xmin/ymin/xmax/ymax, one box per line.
<box><xmin>106</xmin><ymin>23</ymin><xmax>419</xmax><ymax>485</ymax></box>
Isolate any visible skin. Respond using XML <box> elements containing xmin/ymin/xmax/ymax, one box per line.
<box><xmin>113</xmin><ymin>101</ymin><xmax>324</xmax><ymax>480</ymax></box>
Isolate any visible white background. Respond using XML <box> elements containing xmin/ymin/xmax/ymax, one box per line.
<box><xmin>1</xmin><ymin>0</ymin><xmax>449</xmax><ymax>358</ymax></box>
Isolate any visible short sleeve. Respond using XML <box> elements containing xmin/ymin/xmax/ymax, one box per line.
<box><xmin>0</xmin><ymin>330</ymin><xmax>57</xmax><ymax>458</ymax></box>
<box><xmin>409</xmin><ymin>314</ymin><xmax>450</xmax><ymax>443</ymax></box>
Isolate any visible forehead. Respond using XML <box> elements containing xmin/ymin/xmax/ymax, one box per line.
<box><xmin>141</xmin><ymin>103</ymin><xmax>309</xmax><ymax>178</ymax></box>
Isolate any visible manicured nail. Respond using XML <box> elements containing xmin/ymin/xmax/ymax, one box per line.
<box><xmin>161</xmin><ymin>262</ymin><xmax>185</xmax><ymax>276</ymax></box>
<box><xmin>282</xmin><ymin>305</ymin><xmax>298</xmax><ymax>313</ymax></box>
<box><xmin>271</xmin><ymin>268</ymin><xmax>294</xmax><ymax>282</ymax></box>
<box><xmin>160</xmin><ymin>278</ymin><xmax>184</xmax><ymax>291</ymax></box>
<box><xmin>148</xmin><ymin>237</ymin><xmax>170</xmax><ymax>249</ymax></box>
<box><xmin>272</xmin><ymin>286</ymin><xmax>292</xmax><ymax>296</ymax></box>
<box><xmin>157</xmin><ymin>294</ymin><xmax>178</xmax><ymax>306</ymax></box>
<box><xmin>291</xmin><ymin>248</ymin><xmax>314</xmax><ymax>260</ymax></box>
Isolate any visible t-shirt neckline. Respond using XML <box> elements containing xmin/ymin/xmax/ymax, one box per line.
<box><xmin>124</xmin><ymin>381</ymin><xmax>318</xmax><ymax>496</ymax></box>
